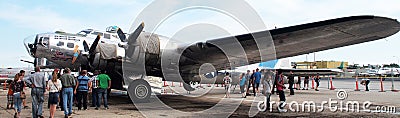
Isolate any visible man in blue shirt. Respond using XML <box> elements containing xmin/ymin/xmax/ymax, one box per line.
<box><xmin>254</xmin><ymin>68</ymin><xmax>262</xmax><ymax>96</ymax></box>
<box><xmin>74</xmin><ymin>70</ymin><xmax>91</xmax><ymax>110</ymax></box>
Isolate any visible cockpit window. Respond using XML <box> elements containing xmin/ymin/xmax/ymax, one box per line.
<box><xmin>67</xmin><ymin>43</ymin><xmax>74</xmax><ymax>48</ymax></box>
<box><xmin>57</xmin><ymin>41</ymin><xmax>64</xmax><ymax>46</ymax></box>
<box><xmin>104</xmin><ymin>33</ymin><xmax>110</xmax><ymax>39</ymax></box>
<box><xmin>38</xmin><ymin>37</ymin><xmax>49</xmax><ymax>46</ymax></box>
<box><xmin>91</xmin><ymin>32</ymin><xmax>103</xmax><ymax>36</ymax></box>
<box><xmin>43</xmin><ymin>37</ymin><xmax>49</xmax><ymax>45</ymax></box>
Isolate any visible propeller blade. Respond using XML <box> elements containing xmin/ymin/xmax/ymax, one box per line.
<box><xmin>89</xmin><ymin>35</ymin><xmax>101</xmax><ymax>54</ymax></box>
<box><xmin>83</xmin><ymin>40</ymin><xmax>89</xmax><ymax>52</ymax></box>
<box><xmin>20</xmin><ymin>59</ymin><xmax>34</xmax><ymax>64</ymax></box>
<box><xmin>126</xmin><ymin>22</ymin><xmax>144</xmax><ymax>58</ymax></box>
<box><xmin>116</xmin><ymin>28</ymin><xmax>126</xmax><ymax>42</ymax></box>
<box><xmin>127</xmin><ymin>22</ymin><xmax>144</xmax><ymax>45</ymax></box>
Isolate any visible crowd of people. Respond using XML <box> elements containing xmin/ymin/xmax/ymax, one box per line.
<box><xmin>225</xmin><ymin>69</ymin><xmax>325</xmax><ymax>112</ymax></box>
<box><xmin>6</xmin><ymin>67</ymin><xmax>111</xmax><ymax>118</ymax></box>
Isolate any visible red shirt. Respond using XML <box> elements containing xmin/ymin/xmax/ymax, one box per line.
<box><xmin>277</xmin><ymin>75</ymin><xmax>285</xmax><ymax>91</ymax></box>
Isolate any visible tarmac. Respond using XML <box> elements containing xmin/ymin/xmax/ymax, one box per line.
<box><xmin>1</xmin><ymin>78</ymin><xmax>400</xmax><ymax>118</ymax></box>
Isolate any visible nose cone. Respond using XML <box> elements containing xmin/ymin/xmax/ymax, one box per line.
<box><xmin>24</xmin><ymin>35</ymin><xmax>37</xmax><ymax>57</ymax></box>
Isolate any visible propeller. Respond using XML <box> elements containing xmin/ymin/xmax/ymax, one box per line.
<box><xmin>83</xmin><ymin>40</ymin><xmax>90</xmax><ymax>52</ymax></box>
<box><xmin>125</xmin><ymin>22</ymin><xmax>145</xmax><ymax>58</ymax></box>
<box><xmin>116</xmin><ymin>28</ymin><xmax>126</xmax><ymax>42</ymax></box>
<box><xmin>89</xmin><ymin>35</ymin><xmax>101</xmax><ymax>55</ymax></box>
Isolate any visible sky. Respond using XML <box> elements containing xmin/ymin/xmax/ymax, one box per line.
<box><xmin>0</xmin><ymin>0</ymin><xmax>400</xmax><ymax>68</ymax></box>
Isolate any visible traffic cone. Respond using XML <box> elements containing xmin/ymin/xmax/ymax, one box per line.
<box><xmin>379</xmin><ymin>77</ymin><xmax>385</xmax><ymax>92</ymax></box>
<box><xmin>311</xmin><ymin>77</ymin><xmax>315</xmax><ymax>89</ymax></box>
<box><xmin>329</xmin><ymin>77</ymin><xmax>335</xmax><ymax>90</ymax></box>
<box><xmin>3</xmin><ymin>81</ymin><xmax>6</xmax><ymax>90</ymax></box>
<box><xmin>355</xmin><ymin>76</ymin><xmax>360</xmax><ymax>91</ymax></box>
<box><xmin>163</xmin><ymin>81</ymin><xmax>168</xmax><ymax>87</ymax></box>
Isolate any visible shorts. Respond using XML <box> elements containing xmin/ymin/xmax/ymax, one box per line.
<box><xmin>48</xmin><ymin>92</ymin><xmax>60</xmax><ymax>105</ymax></box>
<box><xmin>225</xmin><ymin>84</ymin><xmax>231</xmax><ymax>91</ymax></box>
<box><xmin>304</xmin><ymin>79</ymin><xmax>309</xmax><ymax>84</ymax></box>
<box><xmin>240</xmin><ymin>85</ymin><xmax>245</xmax><ymax>93</ymax></box>
<box><xmin>7</xmin><ymin>95</ymin><xmax>13</xmax><ymax>104</ymax></box>
<box><xmin>254</xmin><ymin>83</ymin><xmax>260</xmax><ymax>88</ymax></box>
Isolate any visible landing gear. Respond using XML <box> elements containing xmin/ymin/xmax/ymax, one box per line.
<box><xmin>183</xmin><ymin>81</ymin><xmax>195</xmax><ymax>92</ymax></box>
<box><xmin>128</xmin><ymin>79</ymin><xmax>151</xmax><ymax>103</ymax></box>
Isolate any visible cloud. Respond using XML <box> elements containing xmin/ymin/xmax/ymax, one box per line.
<box><xmin>0</xmin><ymin>3</ymin><xmax>82</xmax><ymax>32</ymax></box>
<box><xmin>67</xmin><ymin>0</ymin><xmax>142</xmax><ymax>6</ymax></box>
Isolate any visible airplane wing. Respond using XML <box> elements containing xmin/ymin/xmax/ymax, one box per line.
<box><xmin>178</xmin><ymin>15</ymin><xmax>400</xmax><ymax>74</ymax></box>
<box><xmin>275</xmin><ymin>68</ymin><xmax>342</xmax><ymax>76</ymax></box>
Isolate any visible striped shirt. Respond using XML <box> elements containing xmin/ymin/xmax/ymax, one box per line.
<box><xmin>90</xmin><ymin>75</ymin><xmax>98</xmax><ymax>89</ymax></box>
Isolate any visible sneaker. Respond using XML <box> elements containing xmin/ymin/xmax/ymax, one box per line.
<box><xmin>315</xmin><ymin>89</ymin><xmax>319</xmax><ymax>91</ymax></box>
<box><xmin>37</xmin><ymin>115</ymin><xmax>44</xmax><ymax>118</ymax></box>
<box><xmin>105</xmin><ymin>107</ymin><xmax>109</xmax><ymax>110</ymax></box>
<box><xmin>64</xmin><ymin>114</ymin><xmax>68</xmax><ymax>118</ymax></box>
<box><xmin>278</xmin><ymin>109</ymin><xmax>287</xmax><ymax>112</ymax></box>
<box><xmin>68</xmin><ymin>113</ymin><xmax>72</xmax><ymax>116</ymax></box>
<box><xmin>95</xmin><ymin>107</ymin><xmax>99</xmax><ymax>110</ymax></box>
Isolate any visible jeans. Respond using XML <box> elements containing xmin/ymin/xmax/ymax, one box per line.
<box><xmin>265</xmin><ymin>93</ymin><xmax>271</xmax><ymax>110</ymax></box>
<box><xmin>76</xmin><ymin>91</ymin><xmax>88</xmax><ymax>110</ymax></box>
<box><xmin>91</xmin><ymin>88</ymin><xmax>98</xmax><ymax>106</ymax></box>
<box><xmin>31</xmin><ymin>88</ymin><xmax>44</xmax><ymax>118</ymax></box>
<box><xmin>13</xmin><ymin>92</ymin><xmax>22</xmax><ymax>113</ymax></box>
<box><xmin>277</xmin><ymin>90</ymin><xmax>286</xmax><ymax>101</ymax></box>
<box><xmin>97</xmin><ymin>88</ymin><xmax>108</xmax><ymax>108</ymax></box>
<box><xmin>62</xmin><ymin>88</ymin><xmax>73</xmax><ymax>115</ymax></box>
<box><xmin>289</xmin><ymin>83</ymin><xmax>294</xmax><ymax>95</ymax></box>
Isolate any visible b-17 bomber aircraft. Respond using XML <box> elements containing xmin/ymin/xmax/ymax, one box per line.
<box><xmin>23</xmin><ymin>15</ymin><xmax>400</xmax><ymax>102</ymax></box>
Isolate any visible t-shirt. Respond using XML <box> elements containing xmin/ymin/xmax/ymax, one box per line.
<box><xmin>254</xmin><ymin>72</ymin><xmax>262</xmax><ymax>84</ymax></box>
<box><xmin>77</xmin><ymin>75</ymin><xmax>90</xmax><ymax>91</ymax></box>
<box><xmin>97</xmin><ymin>74</ymin><xmax>111</xmax><ymax>89</ymax></box>
<box><xmin>60</xmin><ymin>74</ymin><xmax>76</xmax><ymax>88</ymax></box>
<box><xmin>11</xmin><ymin>80</ymin><xmax>24</xmax><ymax>93</ymax></box>
<box><xmin>277</xmin><ymin>76</ymin><xmax>285</xmax><ymax>91</ymax></box>
<box><xmin>288</xmin><ymin>74</ymin><xmax>295</xmax><ymax>84</ymax></box>
<box><xmin>239</xmin><ymin>76</ymin><xmax>246</xmax><ymax>86</ymax></box>
<box><xmin>223</xmin><ymin>76</ymin><xmax>232</xmax><ymax>85</ymax></box>
<box><xmin>47</xmin><ymin>80</ymin><xmax>62</xmax><ymax>93</ymax></box>
<box><xmin>90</xmin><ymin>75</ymin><xmax>98</xmax><ymax>88</ymax></box>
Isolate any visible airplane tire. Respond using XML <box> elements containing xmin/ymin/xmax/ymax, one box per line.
<box><xmin>128</xmin><ymin>79</ymin><xmax>151</xmax><ymax>103</ymax></box>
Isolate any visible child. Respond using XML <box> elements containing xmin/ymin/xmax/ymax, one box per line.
<box><xmin>7</xmin><ymin>79</ymin><xmax>14</xmax><ymax>109</ymax></box>
<box><xmin>223</xmin><ymin>72</ymin><xmax>232</xmax><ymax>98</ymax></box>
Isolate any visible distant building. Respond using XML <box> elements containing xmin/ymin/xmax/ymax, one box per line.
<box><xmin>295</xmin><ymin>61</ymin><xmax>348</xmax><ymax>69</ymax></box>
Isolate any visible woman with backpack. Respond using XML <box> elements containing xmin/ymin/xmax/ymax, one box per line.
<box><xmin>11</xmin><ymin>73</ymin><xmax>25</xmax><ymax>118</ymax></box>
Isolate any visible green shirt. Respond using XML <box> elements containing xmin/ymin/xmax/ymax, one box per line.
<box><xmin>60</xmin><ymin>74</ymin><xmax>76</xmax><ymax>88</ymax></box>
<box><xmin>96</xmin><ymin>74</ymin><xmax>111</xmax><ymax>89</ymax></box>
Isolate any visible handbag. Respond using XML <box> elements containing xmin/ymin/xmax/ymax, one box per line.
<box><xmin>20</xmin><ymin>92</ymin><xmax>26</xmax><ymax>99</ymax></box>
